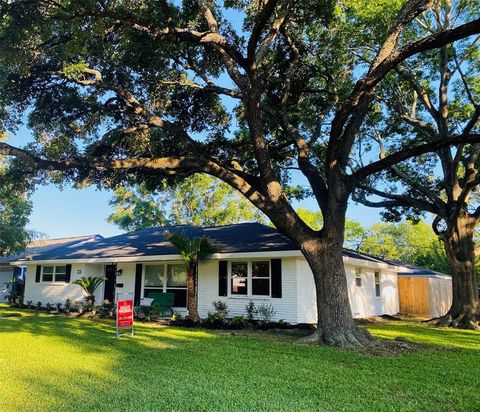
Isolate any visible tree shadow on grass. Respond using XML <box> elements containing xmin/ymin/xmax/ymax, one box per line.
<box><xmin>366</xmin><ymin>320</ymin><xmax>480</xmax><ymax>351</ymax></box>
<box><xmin>1</xmin><ymin>305</ymin><xmax>480</xmax><ymax>412</ymax></box>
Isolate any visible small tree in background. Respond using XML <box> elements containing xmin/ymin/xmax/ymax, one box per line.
<box><xmin>164</xmin><ymin>231</ymin><xmax>216</xmax><ymax>321</ymax></box>
<box><xmin>0</xmin><ymin>160</ymin><xmax>32</xmax><ymax>256</ymax></box>
<box><xmin>107</xmin><ymin>174</ymin><xmax>267</xmax><ymax>231</ymax></box>
<box><xmin>73</xmin><ymin>276</ymin><xmax>105</xmax><ymax>309</ymax></box>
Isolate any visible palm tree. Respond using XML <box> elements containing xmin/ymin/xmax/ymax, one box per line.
<box><xmin>164</xmin><ymin>231</ymin><xmax>217</xmax><ymax>321</ymax></box>
<box><xmin>73</xmin><ymin>276</ymin><xmax>105</xmax><ymax>308</ymax></box>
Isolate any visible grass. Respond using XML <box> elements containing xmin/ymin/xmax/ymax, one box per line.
<box><xmin>0</xmin><ymin>304</ymin><xmax>479</xmax><ymax>412</ymax></box>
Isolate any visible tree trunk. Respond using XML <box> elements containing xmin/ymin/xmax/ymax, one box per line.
<box><xmin>187</xmin><ymin>265</ymin><xmax>200</xmax><ymax>322</ymax></box>
<box><xmin>437</xmin><ymin>216</ymin><xmax>480</xmax><ymax>330</ymax></box>
<box><xmin>297</xmin><ymin>203</ymin><xmax>373</xmax><ymax>347</ymax></box>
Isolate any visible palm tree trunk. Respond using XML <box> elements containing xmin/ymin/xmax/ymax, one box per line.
<box><xmin>187</xmin><ymin>265</ymin><xmax>200</xmax><ymax>321</ymax></box>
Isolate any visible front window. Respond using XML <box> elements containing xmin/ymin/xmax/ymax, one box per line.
<box><xmin>42</xmin><ymin>265</ymin><xmax>67</xmax><ymax>282</ymax></box>
<box><xmin>145</xmin><ymin>265</ymin><xmax>164</xmax><ymax>288</ymax></box>
<box><xmin>230</xmin><ymin>261</ymin><xmax>271</xmax><ymax>297</ymax></box>
<box><xmin>143</xmin><ymin>264</ymin><xmax>187</xmax><ymax>307</ymax></box>
<box><xmin>252</xmin><ymin>261</ymin><xmax>270</xmax><ymax>296</ymax></box>
<box><xmin>167</xmin><ymin>264</ymin><xmax>188</xmax><ymax>307</ymax></box>
<box><xmin>231</xmin><ymin>262</ymin><xmax>248</xmax><ymax>295</ymax></box>
<box><xmin>374</xmin><ymin>271</ymin><xmax>381</xmax><ymax>297</ymax></box>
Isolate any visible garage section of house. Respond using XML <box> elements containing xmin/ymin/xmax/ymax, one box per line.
<box><xmin>398</xmin><ymin>265</ymin><xmax>452</xmax><ymax>318</ymax></box>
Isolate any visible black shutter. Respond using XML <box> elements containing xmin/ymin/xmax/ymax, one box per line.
<box><xmin>35</xmin><ymin>265</ymin><xmax>41</xmax><ymax>283</ymax></box>
<box><xmin>65</xmin><ymin>264</ymin><xmax>72</xmax><ymax>283</ymax></box>
<box><xmin>134</xmin><ymin>264</ymin><xmax>143</xmax><ymax>305</ymax></box>
<box><xmin>271</xmin><ymin>259</ymin><xmax>282</xmax><ymax>298</ymax></box>
<box><xmin>218</xmin><ymin>261</ymin><xmax>228</xmax><ymax>296</ymax></box>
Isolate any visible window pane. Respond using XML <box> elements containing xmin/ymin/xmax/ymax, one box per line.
<box><xmin>143</xmin><ymin>288</ymin><xmax>163</xmax><ymax>299</ymax></box>
<box><xmin>252</xmin><ymin>278</ymin><xmax>270</xmax><ymax>296</ymax></box>
<box><xmin>375</xmin><ymin>284</ymin><xmax>381</xmax><ymax>297</ymax></box>
<box><xmin>355</xmin><ymin>277</ymin><xmax>362</xmax><ymax>287</ymax></box>
<box><xmin>167</xmin><ymin>288</ymin><xmax>187</xmax><ymax>307</ymax></box>
<box><xmin>55</xmin><ymin>274</ymin><xmax>67</xmax><ymax>282</ymax></box>
<box><xmin>374</xmin><ymin>272</ymin><xmax>380</xmax><ymax>283</ymax></box>
<box><xmin>232</xmin><ymin>262</ymin><xmax>247</xmax><ymax>277</ymax></box>
<box><xmin>252</xmin><ymin>261</ymin><xmax>269</xmax><ymax>278</ymax></box>
<box><xmin>167</xmin><ymin>264</ymin><xmax>187</xmax><ymax>287</ymax></box>
<box><xmin>43</xmin><ymin>266</ymin><xmax>54</xmax><ymax>275</ymax></box>
<box><xmin>145</xmin><ymin>265</ymin><xmax>164</xmax><ymax>287</ymax></box>
<box><xmin>231</xmin><ymin>262</ymin><xmax>248</xmax><ymax>295</ymax></box>
<box><xmin>55</xmin><ymin>266</ymin><xmax>66</xmax><ymax>275</ymax></box>
<box><xmin>42</xmin><ymin>274</ymin><xmax>53</xmax><ymax>282</ymax></box>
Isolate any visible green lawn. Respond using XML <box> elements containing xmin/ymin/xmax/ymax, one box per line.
<box><xmin>0</xmin><ymin>304</ymin><xmax>479</xmax><ymax>412</ymax></box>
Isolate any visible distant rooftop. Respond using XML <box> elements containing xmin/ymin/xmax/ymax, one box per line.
<box><xmin>0</xmin><ymin>234</ymin><xmax>102</xmax><ymax>264</ymax></box>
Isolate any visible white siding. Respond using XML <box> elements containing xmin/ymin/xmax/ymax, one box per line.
<box><xmin>197</xmin><ymin>257</ymin><xmax>298</xmax><ymax>323</ymax></box>
<box><xmin>297</xmin><ymin>259</ymin><xmax>399</xmax><ymax>323</ymax></box>
<box><xmin>115</xmin><ymin>262</ymin><xmax>137</xmax><ymax>301</ymax></box>
<box><xmin>0</xmin><ymin>265</ymin><xmax>13</xmax><ymax>301</ymax></box>
<box><xmin>24</xmin><ymin>263</ymin><xmax>104</xmax><ymax>305</ymax></box>
<box><xmin>428</xmin><ymin>277</ymin><xmax>452</xmax><ymax>318</ymax></box>
<box><xmin>22</xmin><ymin>256</ymin><xmax>400</xmax><ymax>323</ymax></box>
<box><xmin>296</xmin><ymin>259</ymin><xmax>317</xmax><ymax>324</ymax></box>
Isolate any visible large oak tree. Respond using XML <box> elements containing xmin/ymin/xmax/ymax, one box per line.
<box><xmin>0</xmin><ymin>0</ymin><xmax>479</xmax><ymax>346</ymax></box>
<box><xmin>354</xmin><ymin>0</ymin><xmax>480</xmax><ymax>329</ymax></box>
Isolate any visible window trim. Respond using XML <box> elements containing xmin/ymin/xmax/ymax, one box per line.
<box><xmin>41</xmin><ymin>265</ymin><xmax>67</xmax><ymax>284</ymax></box>
<box><xmin>142</xmin><ymin>262</ymin><xmax>188</xmax><ymax>308</ymax></box>
<box><xmin>228</xmin><ymin>260</ymin><xmax>271</xmax><ymax>298</ymax></box>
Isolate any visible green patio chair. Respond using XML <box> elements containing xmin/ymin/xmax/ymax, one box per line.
<box><xmin>148</xmin><ymin>292</ymin><xmax>175</xmax><ymax>318</ymax></box>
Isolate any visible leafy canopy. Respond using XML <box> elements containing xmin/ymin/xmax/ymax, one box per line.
<box><xmin>107</xmin><ymin>174</ymin><xmax>266</xmax><ymax>231</ymax></box>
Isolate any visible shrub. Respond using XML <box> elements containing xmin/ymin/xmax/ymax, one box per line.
<box><xmin>71</xmin><ymin>300</ymin><xmax>84</xmax><ymax>313</ymax></box>
<box><xmin>26</xmin><ymin>300</ymin><xmax>33</xmax><ymax>309</ymax></box>
<box><xmin>5</xmin><ymin>278</ymin><xmax>24</xmax><ymax>304</ymax></box>
<box><xmin>134</xmin><ymin>305</ymin><xmax>155</xmax><ymax>321</ymax></box>
<box><xmin>256</xmin><ymin>304</ymin><xmax>276</xmax><ymax>323</ymax></box>
<box><xmin>72</xmin><ymin>276</ymin><xmax>105</xmax><ymax>308</ymax></box>
<box><xmin>55</xmin><ymin>303</ymin><xmax>63</xmax><ymax>312</ymax></box>
<box><xmin>230</xmin><ymin>315</ymin><xmax>248</xmax><ymax>329</ymax></box>
<box><xmin>170</xmin><ymin>311</ymin><xmax>184</xmax><ymax>322</ymax></box>
<box><xmin>45</xmin><ymin>303</ymin><xmax>54</xmax><ymax>312</ymax></box>
<box><xmin>36</xmin><ymin>301</ymin><xmax>42</xmax><ymax>311</ymax></box>
<box><xmin>64</xmin><ymin>299</ymin><xmax>72</xmax><ymax>313</ymax></box>
<box><xmin>202</xmin><ymin>312</ymin><xmax>226</xmax><ymax>329</ymax></box>
<box><xmin>245</xmin><ymin>301</ymin><xmax>257</xmax><ymax>321</ymax></box>
<box><xmin>212</xmin><ymin>301</ymin><xmax>229</xmax><ymax>319</ymax></box>
<box><xmin>96</xmin><ymin>300</ymin><xmax>114</xmax><ymax>318</ymax></box>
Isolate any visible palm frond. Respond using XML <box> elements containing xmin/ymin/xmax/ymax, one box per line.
<box><xmin>73</xmin><ymin>276</ymin><xmax>105</xmax><ymax>295</ymax></box>
<box><xmin>164</xmin><ymin>231</ymin><xmax>217</xmax><ymax>267</ymax></box>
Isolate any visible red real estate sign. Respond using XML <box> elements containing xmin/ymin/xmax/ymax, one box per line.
<box><xmin>117</xmin><ymin>299</ymin><xmax>133</xmax><ymax>328</ymax></box>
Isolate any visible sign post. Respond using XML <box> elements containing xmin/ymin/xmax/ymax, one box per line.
<box><xmin>116</xmin><ymin>291</ymin><xmax>134</xmax><ymax>339</ymax></box>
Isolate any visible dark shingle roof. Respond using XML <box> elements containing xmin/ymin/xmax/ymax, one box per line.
<box><xmin>394</xmin><ymin>262</ymin><xmax>450</xmax><ymax>278</ymax></box>
<box><xmin>18</xmin><ymin>223</ymin><xmax>299</xmax><ymax>261</ymax></box>
<box><xmin>16</xmin><ymin>223</ymin><xmax>439</xmax><ymax>275</ymax></box>
<box><xmin>1</xmin><ymin>235</ymin><xmax>102</xmax><ymax>264</ymax></box>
